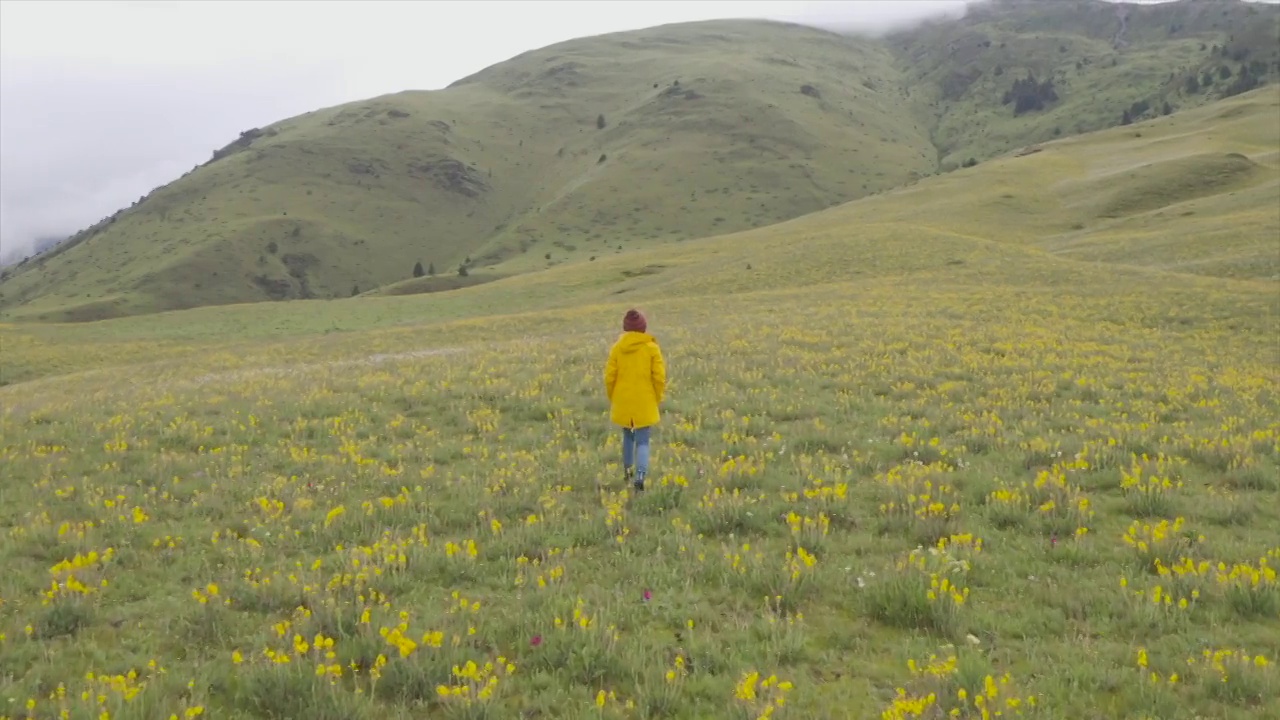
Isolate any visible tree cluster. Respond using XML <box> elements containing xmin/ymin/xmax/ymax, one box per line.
<box><xmin>1001</xmin><ymin>72</ymin><xmax>1059</xmax><ymax>116</ymax></box>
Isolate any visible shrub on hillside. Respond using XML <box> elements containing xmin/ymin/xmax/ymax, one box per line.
<box><xmin>1223</xmin><ymin>66</ymin><xmax>1262</xmax><ymax>97</ymax></box>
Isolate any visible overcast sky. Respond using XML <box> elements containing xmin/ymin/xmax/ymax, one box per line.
<box><xmin>0</xmin><ymin>0</ymin><xmax>1221</xmax><ymax>263</ymax></box>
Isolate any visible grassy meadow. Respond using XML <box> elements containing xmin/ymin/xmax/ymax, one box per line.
<box><xmin>1</xmin><ymin>6</ymin><xmax>1279</xmax><ymax>714</ymax></box>
<box><xmin>2</xmin><ymin>269</ymin><xmax>1278</xmax><ymax>720</ymax></box>
<box><xmin>3</xmin><ymin>91</ymin><xmax>1280</xmax><ymax>719</ymax></box>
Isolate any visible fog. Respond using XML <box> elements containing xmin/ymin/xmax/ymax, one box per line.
<box><xmin>0</xmin><ymin>0</ymin><xmax>980</xmax><ymax>263</ymax></box>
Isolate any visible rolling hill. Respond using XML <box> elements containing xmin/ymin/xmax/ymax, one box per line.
<box><xmin>0</xmin><ymin>0</ymin><xmax>1277</xmax><ymax>322</ymax></box>
<box><xmin>893</xmin><ymin>0</ymin><xmax>1280</xmax><ymax>167</ymax></box>
<box><xmin>2</xmin><ymin>84</ymin><xmax>1274</xmax><ymax>388</ymax></box>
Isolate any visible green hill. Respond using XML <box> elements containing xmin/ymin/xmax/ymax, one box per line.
<box><xmin>0</xmin><ymin>20</ymin><xmax>936</xmax><ymax>321</ymax></box>
<box><xmin>2</xmin><ymin>84</ymin><xmax>1274</xmax><ymax>387</ymax></box>
<box><xmin>0</xmin><ymin>0</ymin><xmax>1277</xmax><ymax>322</ymax></box>
<box><xmin>891</xmin><ymin>0</ymin><xmax>1280</xmax><ymax>168</ymax></box>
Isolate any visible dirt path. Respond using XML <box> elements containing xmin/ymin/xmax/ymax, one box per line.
<box><xmin>2</xmin><ymin>326</ymin><xmax>614</xmax><ymax>402</ymax></box>
<box><xmin>184</xmin><ymin>346</ymin><xmax>466</xmax><ymax>388</ymax></box>
<box><xmin>0</xmin><ymin>346</ymin><xmax>468</xmax><ymax>405</ymax></box>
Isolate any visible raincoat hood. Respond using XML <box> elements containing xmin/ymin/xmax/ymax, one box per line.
<box><xmin>616</xmin><ymin>331</ymin><xmax>656</xmax><ymax>353</ymax></box>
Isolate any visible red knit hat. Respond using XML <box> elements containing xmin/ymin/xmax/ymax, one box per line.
<box><xmin>623</xmin><ymin>309</ymin><xmax>647</xmax><ymax>333</ymax></box>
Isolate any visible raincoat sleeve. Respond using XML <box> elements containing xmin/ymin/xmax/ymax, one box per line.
<box><xmin>605</xmin><ymin>345</ymin><xmax>619</xmax><ymax>400</ymax></box>
<box><xmin>651</xmin><ymin>343</ymin><xmax>667</xmax><ymax>404</ymax></box>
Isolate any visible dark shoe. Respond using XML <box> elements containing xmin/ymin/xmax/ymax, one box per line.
<box><xmin>633</xmin><ymin>473</ymin><xmax>646</xmax><ymax>492</ymax></box>
<box><xmin>624</xmin><ymin>467</ymin><xmax>635</xmax><ymax>484</ymax></box>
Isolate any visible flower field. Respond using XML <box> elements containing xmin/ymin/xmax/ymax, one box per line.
<box><xmin>1</xmin><ymin>278</ymin><xmax>1277</xmax><ymax>720</ymax></box>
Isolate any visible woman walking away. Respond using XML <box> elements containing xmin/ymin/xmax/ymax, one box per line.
<box><xmin>604</xmin><ymin>309</ymin><xmax>666</xmax><ymax>492</ymax></box>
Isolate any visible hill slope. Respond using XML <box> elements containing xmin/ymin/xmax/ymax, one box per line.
<box><xmin>0</xmin><ymin>20</ymin><xmax>938</xmax><ymax>321</ymax></box>
<box><xmin>1</xmin><ymin>0</ymin><xmax>1277</xmax><ymax>322</ymax></box>
<box><xmin>891</xmin><ymin>0</ymin><xmax>1280</xmax><ymax>167</ymax></box>
<box><xmin>2</xmin><ymin>85</ymin><xmax>1274</xmax><ymax>390</ymax></box>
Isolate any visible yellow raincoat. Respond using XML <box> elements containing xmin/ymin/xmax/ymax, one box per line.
<box><xmin>604</xmin><ymin>331</ymin><xmax>666</xmax><ymax>428</ymax></box>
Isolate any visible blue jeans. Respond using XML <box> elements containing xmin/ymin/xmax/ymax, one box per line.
<box><xmin>622</xmin><ymin>426</ymin><xmax>651</xmax><ymax>480</ymax></box>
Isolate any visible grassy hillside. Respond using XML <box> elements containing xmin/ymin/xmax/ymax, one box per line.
<box><xmin>364</xmin><ymin>272</ymin><xmax>509</xmax><ymax>299</ymax></box>
<box><xmin>1</xmin><ymin>85</ymin><xmax>1275</xmax><ymax>388</ymax></box>
<box><xmin>1</xmin><ymin>94</ymin><xmax>1278</xmax><ymax>719</ymax></box>
<box><xmin>0</xmin><ymin>20</ymin><xmax>937</xmax><ymax>322</ymax></box>
<box><xmin>1</xmin><ymin>0</ymin><xmax>1277</xmax><ymax>322</ymax></box>
<box><xmin>853</xmin><ymin>87</ymin><xmax>1280</xmax><ymax>281</ymax></box>
<box><xmin>891</xmin><ymin>0</ymin><xmax>1280</xmax><ymax>167</ymax></box>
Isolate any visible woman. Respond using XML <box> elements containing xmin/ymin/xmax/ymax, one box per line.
<box><xmin>604</xmin><ymin>309</ymin><xmax>666</xmax><ymax>492</ymax></box>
